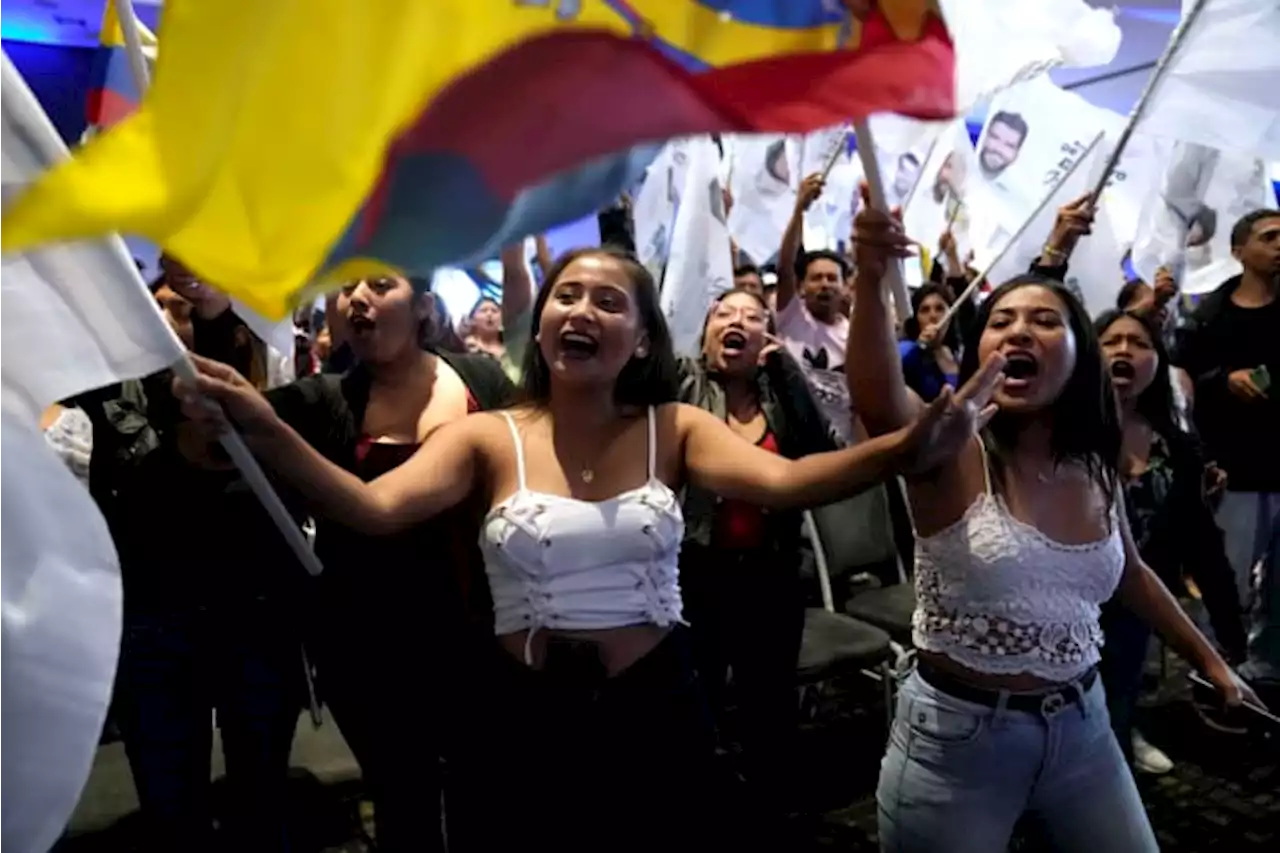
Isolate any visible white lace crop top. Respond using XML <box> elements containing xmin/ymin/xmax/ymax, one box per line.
<box><xmin>912</xmin><ymin>444</ymin><xmax>1126</xmax><ymax>681</ymax></box>
<box><xmin>480</xmin><ymin>408</ymin><xmax>685</xmax><ymax>663</ymax></box>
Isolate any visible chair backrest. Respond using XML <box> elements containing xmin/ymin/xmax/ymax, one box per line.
<box><xmin>806</xmin><ymin>483</ymin><xmax>903</xmax><ymax>591</ymax></box>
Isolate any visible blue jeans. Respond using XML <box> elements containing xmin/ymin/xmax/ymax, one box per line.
<box><xmin>1217</xmin><ymin>491</ymin><xmax>1280</xmax><ymax>682</ymax></box>
<box><xmin>877</xmin><ymin>669</ymin><xmax>1157</xmax><ymax>852</ymax></box>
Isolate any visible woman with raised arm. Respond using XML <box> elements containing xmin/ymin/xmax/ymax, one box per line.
<box><xmin>845</xmin><ymin>191</ymin><xmax>1261</xmax><ymax>853</ymax></box>
<box><xmin>178</xmin><ymin>246</ymin><xmax>995</xmax><ymax>853</ymax></box>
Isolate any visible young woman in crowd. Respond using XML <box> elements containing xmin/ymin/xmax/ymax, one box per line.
<box><xmin>177</xmin><ymin>246</ymin><xmax>1001</xmax><ymax>853</ymax></box>
<box><xmin>898</xmin><ymin>282</ymin><xmax>960</xmax><ymax>402</ymax></box>
<box><xmin>845</xmin><ymin>193</ymin><xmax>1259</xmax><ymax>853</ymax></box>
<box><xmin>676</xmin><ymin>288</ymin><xmax>838</xmax><ymax>835</ymax></box>
<box><xmin>187</xmin><ymin>272</ymin><xmax>513</xmax><ymax>853</ymax></box>
<box><xmin>1095</xmin><ymin>308</ymin><xmax>1246</xmax><ymax>772</ymax></box>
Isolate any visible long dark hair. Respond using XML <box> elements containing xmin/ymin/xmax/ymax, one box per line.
<box><xmin>1094</xmin><ymin>309</ymin><xmax>1180</xmax><ymax>441</ymax></box>
<box><xmin>519</xmin><ymin>246</ymin><xmax>679</xmax><ymax>408</ymax></box>
<box><xmin>901</xmin><ymin>283</ymin><xmax>960</xmax><ymax>350</ymax></box>
<box><xmin>959</xmin><ymin>274</ymin><xmax>1121</xmax><ymax>505</ymax></box>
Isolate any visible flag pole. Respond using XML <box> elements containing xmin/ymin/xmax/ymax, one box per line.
<box><xmin>112</xmin><ymin>0</ymin><xmax>323</xmax><ymax>579</ymax></box>
<box><xmin>853</xmin><ymin>120</ymin><xmax>911</xmax><ymax>322</ymax></box>
<box><xmin>113</xmin><ymin>0</ymin><xmax>152</xmax><ymax>94</ymax></box>
<box><xmin>1086</xmin><ymin>0</ymin><xmax>1210</xmax><ymax>196</ymax></box>
<box><xmin>939</xmin><ymin>131</ymin><xmax>1105</xmax><ymax>328</ymax></box>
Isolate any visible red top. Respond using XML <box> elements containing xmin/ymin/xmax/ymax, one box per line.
<box><xmin>711</xmin><ymin>430</ymin><xmax>779</xmax><ymax>551</ymax></box>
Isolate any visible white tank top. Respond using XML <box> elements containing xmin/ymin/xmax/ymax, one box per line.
<box><xmin>912</xmin><ymin>442</ymin><xmax>1125</xmax><ymax>682</ymax></box>
<box><xmin>480</xmin><ymin>408</ymin><xmax>685</xmax><ymax>663</ymax></box>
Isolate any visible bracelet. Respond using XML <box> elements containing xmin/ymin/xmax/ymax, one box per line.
<box><xmin>1040</xmin><ymin>245</ymin><xmax>1067</xmax><ymax>261</ymax></box>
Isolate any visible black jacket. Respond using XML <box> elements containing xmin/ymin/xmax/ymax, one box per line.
<box><xmin>676</xmin><ymin>351</ymin><xmax>837</xmax><ymax>556</ymax></box>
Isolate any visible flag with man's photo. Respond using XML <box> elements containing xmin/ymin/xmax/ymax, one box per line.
<box><xmin>1130</xmin><ymin>141</ymin><xmax>1275</xmax><ymax>295</ymax></box>
<box><xmin>725</xmin><ymin>134</ymin><xmax>800</xmax><ymax>265</ymax></box>
<box><xmin>900</xmin><ymin>118</ymin><xmax>982</xmax><ymax>283</ymax></box>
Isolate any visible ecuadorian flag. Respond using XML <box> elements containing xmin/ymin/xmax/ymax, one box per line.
<box><xmin>3</xmin><ymin>1</ymin><xmax>954</xmax><ymax>319</ymax></box>
<box><xmin>83</xmin><ymin>0</ymin><xmax>156</xmax><ymax>132</ymax></box>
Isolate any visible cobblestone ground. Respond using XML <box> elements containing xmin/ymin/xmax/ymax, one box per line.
<box><xmin>54</xmin><ymin>657</ymin><xmax>1277</xmax><ymax>852</ymax></box>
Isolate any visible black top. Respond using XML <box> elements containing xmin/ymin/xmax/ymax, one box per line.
<box><xmin>1173</xmin><ymin>276</ymin><xmax>1280</xmax><ymax>493</ymax></box>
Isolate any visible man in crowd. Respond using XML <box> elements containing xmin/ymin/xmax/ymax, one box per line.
<box><xmin>1175</xmin><ymin>208</ymin><xmax>1280</xmax><ymax>688</ymax></box>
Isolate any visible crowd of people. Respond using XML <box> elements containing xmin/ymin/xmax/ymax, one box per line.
<box><xmin>45</xmin><ymin>163</ymin><xmax>1279</xmax><ymax>851</ymax></box>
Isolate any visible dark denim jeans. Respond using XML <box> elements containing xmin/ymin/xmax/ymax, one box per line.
<box><xmin>113</xmin><ymin>599</ymin><xmax>301</xmax><ymax>853</ymax></box>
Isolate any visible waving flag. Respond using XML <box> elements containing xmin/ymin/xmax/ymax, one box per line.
<box><xmin>84</xmin><ymin>0</ymin><xmax>157</xmax><ymax>133</ymax></box>
<box><xmin>2</xmin><ymin>0</ymin><xmax>955</xmax><ymax>320</ymax></box>
<box><xmin>1137</xmin><ymin>0</ymin><xmax>1280</xmax><ymax>159</ymax></box>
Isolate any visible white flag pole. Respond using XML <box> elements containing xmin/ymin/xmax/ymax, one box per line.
<box><xmin>113</xmin><ymin>0</ymin><xmax>152</xmax><ymax>93</ymax></box>
<box><xmin>939</xmin><ymin>131</ymin><xmax>1106</xmax><ymax>328</ymax></box>
<box><xmin>112</xmin><ymin>0</ymin><xmax>322</xmax><ymax>579</ymax></box>
<box><xmin>853</xmin><ymin>120</ymin><xmax>911</xmax><ymax>322</ymax></box>
<box><xmin>1087</xmin><ymin>0</ymin><xmax>1210</xmax><ymax>196</ymax></box>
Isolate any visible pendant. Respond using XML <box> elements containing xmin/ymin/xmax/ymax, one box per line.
<box><xmin>580</xmin><ymin>467</ymin><xmax>595</xmax><ymax>484</ymax></box>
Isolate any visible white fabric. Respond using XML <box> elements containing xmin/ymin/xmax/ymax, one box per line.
<box><xmin>660</xmin><ymin>136</ymin><xmax>734</xmax><ymax>356</ymax></box>
<box><xmin>726</xmin><ymin>133</ymin><xmax>798</xmax><ymax>264</ymax></box>
<box><xmin>2</xmin><ymin>408</ymin><xmax>124</xmax><ymax>853</ymax></box>
<box><xmin>632</xmin><ymin>140</ymin><xmax>684</xmax><ymax>281</ymax></box>
<box><xmin>42</xmin><ymin>407</ymin><xmax>93</xmax><ymax>487</ymax></box>
<box><xmin>1138</xmin><ymin>0</ymin><xmax>1280</xmax><ymax>159</ymax></box>
<box><xmin>481</xmin><ymin>409</ymin><xmax>684</xmax><ymax>662</ymax></box>
<box><xmin>775</xmin><ymin>296</ymin><xmax>847</xmax><ymax>372</ymax></box>
<box><xmin>1130</xmin><ymin>141</ymin><xmax>1275</xmax><ymax>295</ymax></box>
<box><xmin>901</xmin><ymin>118</ymin><xmax>982</xmax><ymax>275</ymax></box>
<box><xmin>1</xmin><ymin>56</ymin><xmax>183</xmax><ymax>420</ymax></box>
<box><xmin>912</xmin><ymin>449</ymin><xmax>1125</xmax><ymax>681</ymax></box>
<box><xmin>940</xmin><ymin>0</ymin><xmax>1121</xmax><ymax>111</ymax></box>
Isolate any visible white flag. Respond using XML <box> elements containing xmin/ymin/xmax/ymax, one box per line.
<box><xmin>941</xmin><ymin>0</ymin><xmax>1122</xmax><ymax>111</ymax></box>
<box><xmin>1</xmin><ymin>407</ymin><xmax>124</xmax><ymax>853</ymax></box>
<box><xmin>632</xmin><ymin>141</ymin><xmax>684</xmax><ymax>280</ymax></box>
<box><xmin>726</xmin><ymin>134</ymin><xmax>798</xmax><ymax>264</ymax></box>
<box><xmin>901</xmin><ymin>119</ymin><xmax>982</xmax><ymax>278</ymax></box>
<box><xmin>661</xmin><ymin>136</ymin><xmax>734</xmax><ymax>356</ymax></box>
<box><xmin>1138</xmin><ymin>0</ymin><xmax>1280</xmax><ymax>159</ymax></box>
<box><xmin>1131</xmin><ymin>142</ymin><xmax>1275</xmax><ymax>295</ymax></box>
<box><xmin>1</xmin><ymin>51</ymin><xmax>181</xmax><ymax>853</ymax></box>
<box><xmin>1</xmin><ymin>58</ymin><xmax>185</xmax><ymax>417</ymax></box>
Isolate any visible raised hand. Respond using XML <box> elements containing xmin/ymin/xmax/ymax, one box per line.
<box><xmin>172</xmin><ymin>354</ymin><xmax>282</xmax><ymax>442</ymax></box>
<box><xmin>900</xmin><ymin>352</ymin><xmax>1005</xmax><ymax>475</ymax></box>
<box><xmin>796</xmin><ymin>173</ymin><xmax>826</xmax><ymax>213</ymax></box>
<box><xmin>852</xmin><ymin>182</ymin><xmax>912</xmax><ymax>284</ymax></box>
<box><xmin>1044</xmin><ymin>192</ymin><xmax>1097</xmax><ymax>260</ymax></box>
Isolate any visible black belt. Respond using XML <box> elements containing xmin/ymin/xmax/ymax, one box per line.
<box><xmin>916</xmin><ymin>659</ymin><xmax>1098</xmax><ymax>715</ymax></box>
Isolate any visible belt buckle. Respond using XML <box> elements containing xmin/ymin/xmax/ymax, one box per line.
<box><xmin>1040</xmin><ymin>692</ymin><xmax>1067</xmax><ymax>716</ymax></box>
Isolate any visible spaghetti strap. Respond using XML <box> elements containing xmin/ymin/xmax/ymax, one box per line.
<box><xmin>646</xmin><ymin>406</ymin><xmax>657</xmax><ymax>481</ymax></box>
<box><xmin>976</xmin><ymin>437</ymin><xmax>994</xmax><ymax>496</ymax></box>
<box><xmin>500</xmin><ymin>412</ymin><xmax>527</xmax><ymax>490</ymax></box>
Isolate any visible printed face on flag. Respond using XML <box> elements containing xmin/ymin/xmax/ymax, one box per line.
<box><xmin>1132</xmin><ymin>141</ymin><xmax>1275</xmax><ymax>295</ymax></box>
<box><xmin>890</xmin><ymin>151</ymin><xmax>923</xmax><ymax>205</ymax></box>
<box><xmin>901</xmin><ymin>119</ymin><xmax>979</xmax><ymax>264</ymax></box>
<box><xmin>977</xmin><ymin>113</ymin><xmax>1028</xmax><ymax>179</ymax></box>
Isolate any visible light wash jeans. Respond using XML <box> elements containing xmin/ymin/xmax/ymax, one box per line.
<box><xmin>877</xmin><ymin>669</ymin><xmax>1157</xmax><ymax>853</ymax></box>
<box><xmin>1215</xmin><ymin>491</ymin><xmax>1280</xmax><ymax>682</ymax></box>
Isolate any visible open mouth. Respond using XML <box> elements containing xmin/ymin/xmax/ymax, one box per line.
<box><xmin>1110</xmin><ymin>360</ymin><xmax>1136</xmax><ymax>380</ymax></box>
<box><xmin>559</xmin><ymin>330</ymin><xmax>600</xmax><ymax>360</ymax></box>
<box><xmin>1002</xmin><ymin>351</ymin><xmax>1039</xmax><ymax>389</ymax></box>
<box><xmin>348</xmin><ymin>315</ymin><xmax>376</xmax><ymax>335</ymax></box>
<box><xmin>721</xmin><ymin>330</ymin><xmax>748</xmax><ymax>356</ymax></box>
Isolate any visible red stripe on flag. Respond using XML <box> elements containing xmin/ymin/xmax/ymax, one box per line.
<box><xmin>389</xmin><ymin>28</ymin><xmax>952</xmax><ymax>200</ymax></box>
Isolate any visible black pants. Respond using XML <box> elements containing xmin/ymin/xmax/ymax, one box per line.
<box><xmin>1099</xmin><ymin>599</ymin><xmax>1151</xmax><ymax>765</ymax></box>
<box><xmin>309</xmin><ymin>586</ymin><xmax>471</xmax><ymax>853</ymax></box>
<box><xmin>680</xmin><ymin>544</ymin><xmax>806</xmax><ymax>814</ymax></box>
<box><xmin>114</xmin><ymin>599</ymin><xmax>301</xmax><ymax>853</ymax></box>
<box><xmin>451</xmin><ymin>630</ymin><xmax>717</xmax><ymax>853</ymax></box>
